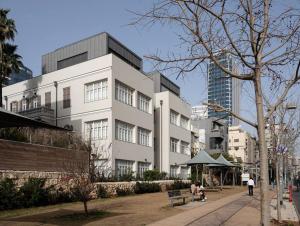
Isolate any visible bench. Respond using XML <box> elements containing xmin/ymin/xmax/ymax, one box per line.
<box><xmin>167</xmin><ymin>190</ymin><xmax>189</xmax><ymax>207</ymax></box>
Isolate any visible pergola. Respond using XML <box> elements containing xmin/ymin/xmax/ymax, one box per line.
<box><xmin>186</xmin><ymin>150</ymin><xmax>224</xmax><ymax>185</ymax></box>
<box><xmin>207</xmin><ymin>154</ymin><xmax>236</xmax><ymax>189</ymax></box>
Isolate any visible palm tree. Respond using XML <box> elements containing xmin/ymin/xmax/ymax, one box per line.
<box><xmin>0</xmin><ymin>9</ymin><xmax>23</xmax><ymax>107</ymax></box>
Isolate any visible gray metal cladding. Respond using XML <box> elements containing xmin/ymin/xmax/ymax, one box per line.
<box><xmin>41</xmin><ymin>32</ymin><xmax>142</xmax><ymax>74</ymax></box>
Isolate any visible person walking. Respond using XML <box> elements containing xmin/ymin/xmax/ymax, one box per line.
<box><xmin>247</xmin><ymin>177</ymin><xmax>255</xmax><ymax>196</ymax></box>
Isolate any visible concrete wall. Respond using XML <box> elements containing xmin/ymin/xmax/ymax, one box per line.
<box><xmin>0</xmin><ymin>139</ymin><xmax>88</xmax><ymax>172</ymax></box>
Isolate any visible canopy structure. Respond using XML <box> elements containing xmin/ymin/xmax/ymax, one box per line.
<box><xmin>185</xmin><ymin>150</ymin><xmax>224</xmax><ymax>185</ymax></box>
<box><xmin>186</xmin><ymin>150</ymin><xmax>222</xmax><ymax>165</ymax></box>
<box><xmin>0</xmin><ymin>108</ymin><xmax>68</xmax><ymax>131</ymax></box>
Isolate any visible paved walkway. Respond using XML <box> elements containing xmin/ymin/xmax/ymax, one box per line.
<box><xmin>148</xmin><ymin>191</ymin><xmax>260</xmax><ymax>226</ymax></box>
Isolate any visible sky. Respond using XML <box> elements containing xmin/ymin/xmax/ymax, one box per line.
<box><xmin>1</xmin><ymin>0</ymin><xmax>258</xmax><ymax>135</ymax></box>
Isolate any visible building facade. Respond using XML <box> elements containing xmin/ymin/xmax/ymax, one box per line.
<box><xmin>2</xmin><ymin>33</ymin><xmax>191</xmax><ymax>179</ymax></box>
<box><xmin>207</xmin><ymin>53</ymin><xmax>241</xmax><ymax>126</ymax></box>
<box><xmin>191</xmin><ymin>105</ymin><xmax>208</xmax><ymax>120</ymax></box>
<box><xmin>191</xmin><ymin>117</ymin><xmax>228</xmax><ymax>154</ymax></box>
<box><xmin>228</xmin><ymin>126</ymin><xmax>258</xmax><ymax>165</ymax></box>
<box><xmin>151</xmin><ymin>72</ymin><xmax>191</xmax><ymax>178</ymax></box>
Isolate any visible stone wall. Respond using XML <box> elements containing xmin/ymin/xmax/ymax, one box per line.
<box><xmin>95</xmin><ymin>180</ymin><xmax>191</xmax><ymax>197</ymax></box>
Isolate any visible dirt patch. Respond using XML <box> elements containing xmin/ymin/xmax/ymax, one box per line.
<box><xmin>0</xmin><ymin>186</ymin><xmax>247</xmax><ymax>226</ymax></box>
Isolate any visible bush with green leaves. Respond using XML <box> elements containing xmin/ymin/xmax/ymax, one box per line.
<box><xmin>0</xmin><ymin>128</ymin><xmax>28</xmax><ymax>142</ymax></box>
<box><xmin>0</xmin><ymin>178</ymin><xmax>22</xmax><ymax>210</ymax></box>
<box><xmin>134</xmin><ymin>182</ymin><xmax>161</xmax><ymax>194</ymax></box>
<box><xmin>143</xmin><ymin>170</ymin><xmax>167</xmax><ymax>181</ymax></box>
<box><xmin>97</xmin><ymin>185</ymin><xmax>109</xmax><ymax>198</ymax></box>
<box><xmin>19</xmin><ymin>178</ymin><xmax>49</xmax><ymax>207</ymax></box>
<box><xmin>118</xmin><ymin>171</ymin><xmax>135</xmax><ymax>182</ymax></box>
<box><xmin>168</xmin><ymin>180</ymin><xmax>191</xmax><ymax>190</ymax></box>
<box><xmin>116</xmin><ymin>187</ymin><xmax>133</xmax><ymax>196</ymax></box>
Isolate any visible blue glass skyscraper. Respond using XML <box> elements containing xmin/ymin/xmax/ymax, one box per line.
<box><xmin>207</xmin><ymin>53</ymin><xmax>240</xmax><ymax>126</ymax></box>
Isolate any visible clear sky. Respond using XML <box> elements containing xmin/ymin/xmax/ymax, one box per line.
<box><xmin>1</xmin><ymin>0</ymin><xmax>256</xmax><ymax>134</ymax></box>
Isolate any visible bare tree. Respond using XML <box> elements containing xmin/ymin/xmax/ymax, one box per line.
<box><xmin>130</xmin><ymin>1</ymin><xmax>300</xmax><ymax>225</ymax></box>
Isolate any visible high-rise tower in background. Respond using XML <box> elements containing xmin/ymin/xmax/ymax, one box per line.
<box><xmin>207</xmin><ymin>53</ymin><xmax>240</xmax><ymax>126</ymax></box>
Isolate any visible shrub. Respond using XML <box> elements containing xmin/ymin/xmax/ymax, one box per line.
<box><xmin>97</xmin><ymin>185</ymin><xmax>109</xmax><ymax>198</ymax></box>
<box><xmin>169</xmin><ymin>180</ymin><xmax>191</xmax><ymax>190</ymax></box>
<box><xmin>48</xmin><ymin>187</ymin><xmax>75</xmax><ymax>204</ymax></box>
<box><xmin>118</xmin><ymin>171</ymin><xmax>135</xmax><ymax>182</ymax></box>
<box><xmin>19</xmin><ymin>178</ymin><xmax>49</xmax><ymax>207</ymax></box>
<box><xmin>0</xmin><ymin>128</ymin><xmax>28</xmax><ymax>142</ymax></box>
<box><xmin>0</xmin><ymin>178</ymin><xmax>22</xmax><ymax>210</ymax></box>
<box><xmin>134</xmin><ymin>182</ymin><xmax>161</xmax><ymax>194</ymax></box>
<box><xmin>116</xmin><ymin>187</ymin><xmax>133</xmax><ymax>196</ymax></box>
<box><xmin>143</xmin><ymin>170</ymin><xmax>167</xmax><ymax>181</ymax></box>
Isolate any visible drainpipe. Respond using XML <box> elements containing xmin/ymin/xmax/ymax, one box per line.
<box><xmin>4</xmin><ymin>96</ymin><xmax>7</xmax><ymax>110</ymax></box>
<box><xmin>160</xmin><ymin>100</ymin><xmax>163</xmax><ymax>172</ymax></box>
<box><xmin>54</xmin><ymin>81</ymin><xmax>58</xmax><ymax>126</ymax></box>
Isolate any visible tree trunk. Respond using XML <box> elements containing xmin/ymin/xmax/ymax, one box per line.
<box><xmin>0</xmin><ymin>81</ymin><xmax>2</xmax><ymax>107</ymax></box>
<box><xmin>83</xmin><ymin>201</ymin><xmax>88</xmax><ymax>216</ymax></box>
<box><xmin>254</xmin><ymin>74</ymin><xmax>270</xmax><ymax>226</ymax></box>
<box><xmin>276</xmin><ymin>157</ymin><xmax>281</xmax><ymax>222</ymax></box>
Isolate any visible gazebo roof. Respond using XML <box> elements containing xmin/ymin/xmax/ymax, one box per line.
<box><xmin>216</xmin><ymin>154</ymin><xmax>235</xmax><ymax>167</ymax></box>
<box><xmin>185</xmin><ymin>150</ymin><xmax>222</xmax><ymax>165</ymax></box>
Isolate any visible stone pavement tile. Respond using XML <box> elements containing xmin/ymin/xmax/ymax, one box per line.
<box><xmin>270</xmin><ymin>198</ymin><xmax>299</xmax><ymax>222</ymax></box>
<box><xmin>224</xmin><ymin>199</ymin><xmax>260</xmax><ymax>226</ymax></box>
<box><xmin>175</xmin><ymin>201</ymin><xmax>206</xmax><ymax>210</ymax></box>
<box><xmin>148</xmin><ymin>191</ymin><xmax>248</xmax><ymax>226</ymax></box>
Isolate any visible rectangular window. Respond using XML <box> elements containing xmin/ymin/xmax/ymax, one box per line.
<box><xmin>115</xmin><ymin>81</ymin><xmax>133</xmax><ymax>106</ymax></box>
<box><xmin>170</xmin><ymin>138</ymin><xmax>179</xmax><ymax>153</ymax></box>
<box><xmin>234</xmin><ymin>139</ymin><xmax>239</xmax><ymax>142</ymax></box>
<box><xmin>138</xmin><ymin>162</ymin><xmax>150</xmax><ymax>178</ymax></box>
<box><xmin>85</xmin><ymin>119</ymin><xmax>108</xmax><ymax>140</ymax></box>
<box><xmin>21</xmin><ymin>99</ymin><xmax>28</xmax><ymax>111</ymax></box>
<box><xmin>115</xmin><ymin>120</ymin><xmax>134</xmax><ymax>143</ymax></box>
<box><xmin>116</xmin><ymin>159</ymin><xmax>134</xmax><ymax>178</ymax></box>
<box><xmin>45</xmin><ymin>92</ymin><xmax>51</xmax><ymax>109</ymax></box>
<box><xmin>138</xmin><ymin>127</ymin><xmax>151</xmax><ymax>146</ymax></box>
<box><xmin>85</xmin><ymin>79</ymin><xmax>108</xmax><ymax>103</ymax></box>
<box><xmin>137</xmin><ymin>92</ymin><xmax>150</xmax><ymax>113</ymax></box>
<box><xmin>170</xmin><ymin>110</ymin><xmax>179</xmax><ymax>125</ymax></box>
<box><xmin>63</xmin><ymin>87</ymin><xmax>71</xmax><ymax>108</ymax></box>
<box><xmin>11</xmin><ymin>101</ymin><xmax>18</xmax><ymax>113</ymax></box>
<box><xmin>180</xmin><ymin>141</ymin><xmax>190</xmax><ymax>155</ymax></box>
<box><xmin>170</xmin><ymin>165</ymin><xmax>179</xmax><ymax>178</ymax></box>
<box><xmin>180</xmin><ymin>115</ymin><xmax>189</xmax><ymax>129</ymax></box>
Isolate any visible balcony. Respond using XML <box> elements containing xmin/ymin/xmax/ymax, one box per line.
<box><xmin>210</xmin><ymin>128</ymin><xmax>225</xmax><ymax>138</ymax></box>
<box><xmin>18</xmin><ymin>107</ymin><xmax>55</xmax><ymax>125</ymax></box>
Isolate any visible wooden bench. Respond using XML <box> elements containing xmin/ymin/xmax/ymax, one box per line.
<box><xmin>167</xmin><ymin>190</ymin><xmax>189</xmax><ymax>207</ymax></box>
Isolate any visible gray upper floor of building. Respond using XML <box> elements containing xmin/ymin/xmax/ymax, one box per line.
<box><xmin>148</xmin><ymin>71</ymin><xmax>180</xmax><ymax>96</ymax></box>
<box><xmin>42</xmin><ymin>32</ymin><xmax>143</xmax><ymax>74</ymax></box>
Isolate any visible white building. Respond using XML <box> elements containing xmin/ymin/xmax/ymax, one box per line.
<box><xmin>149</xmin><ymin>72</ymin><xmax>192</xmax><ymax>178</ymax></box>
<box><xmin>2</xmin><ymin>33</ymin><xmax>191</xmax><ymax>179</ymax></box>
<box><xmin>228</xmin><ymin>126</ymin><xmax>257</xmax><ymax>164</ymax></box>
<box><xmin>191</xmin><ymin>105</ymin><xmax>208</xmax><ymax>120</ymax></box>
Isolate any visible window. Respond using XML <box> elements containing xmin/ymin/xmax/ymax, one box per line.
<box><xmin>21</xmin><ymin>99</ymin><xmax>28</xmax><ymax>111</ymax></box>
<box><xmin>170</xmin><ymin>110</ymin><xmax>179</xmax><ymax>125</ymax></box>
<box><xmin>45</xmin><ymin>92</ymin><xmax>51</xmax><ymax>109</ymax></box>
<box><xmin>180</xmin><ymin>141</ymin><xmax>190</xmax><ymax>155</ymax></box>
<box><xmin>137</xmin><ymin>92</ymin><xmax>150</xmax><ymax>113</ymax></box>
<box><xmin>63</xmin><ymin>87</ymin><xmax>71</xmax><ymax>108</ymax></box>
<box><xmin>85</xmin><ymin>79</ymin><xmax>108</xmax><ymax>102</ymax></box>
<box><xmin>138</xmin><ymin>162</ymin><xmax>150</xmax><ymax>178</ymax></box>
<box><xmin>170</xmin><ymin>165</ymin><xmax>179</xmax><ymax>178</ymax></box>
<box><xmin>115</xmin><ymin>81</ymin><xmax>133</xmax><ymax>106</ymax></box>
<box><xmin>138</xmin><ymin>127</ymin><xmax>151</xmax><ymax>146</ymax></box>
<box><xmin>235</xmin><ymin>147</ymin><xmax>239</xmax><ymax>151</ymax></box>
<box><xmin>180</xmin><ymin>167</ymin><xmax>189</xmax><ymax>179</ymax></box>
<box><xmin>234</xmin><ymin>139</ymin><xmax>239</xmax><ymax>142</ymax></box>
<box><xmin>115</xmin><ymin>120</ymin><xmax>134</xmax><ymax>143</ymax></box>
<box><xmin>32</xmin><ymin>96</ymin><xmax>40</xmax><ymax>109</ymax></box>
<box><xmin>57</xmin><ymin>52</ymin><xmax>88</xmax><ymax>70</ymax></box>
<box><xmin>170</xmin><ymin>138</ymin><xmax>179</xmax><ymax>153</ymax></box>
<box><xmin>180</xmin><ymin>116</ymin><xmax>189</xmax><ymax>129</ymax></box>
<box><xmin>116</xmin><ymin>159</ymin><xmax>134</xmax><ymax>178</ymax></box>
<box><xmin>85</xmin><ymin>119</ymin><xmax>108</xmax><ymax>140</ymax></box>
<box><xmin>11</xmin><ymin>101</ymin><xmax>18</xmax><ymax>113</ymax></box>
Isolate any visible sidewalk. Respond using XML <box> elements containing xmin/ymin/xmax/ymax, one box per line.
<box><xmin>148</xmin><ymin>190</ymin><xmax>259</xmax><ymax>226</ymax></box>
<box><xmin>148</xmin><ymin>188</ymin><xmax>299</xmax><ymax>226</ymax></box>
<box><xmin>270</xmin><ymin>196</ymin><xmax>299</xmax><ymax>222</ymax></box>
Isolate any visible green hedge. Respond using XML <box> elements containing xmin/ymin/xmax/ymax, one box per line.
<box><xmin>134</xmin><ymin>182</ymin><xmax>161</xmax><ymax>194</ymax></box>
<box><xmin>143</xmin><ymin>170</ymin><xmax>167</xmax><ymax>181</ymax></box>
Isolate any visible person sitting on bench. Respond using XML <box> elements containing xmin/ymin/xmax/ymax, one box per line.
<box><xmin>198</xmin><ymin>185</ymin><xmax>207</xmax><ymax>202</ymax></box>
